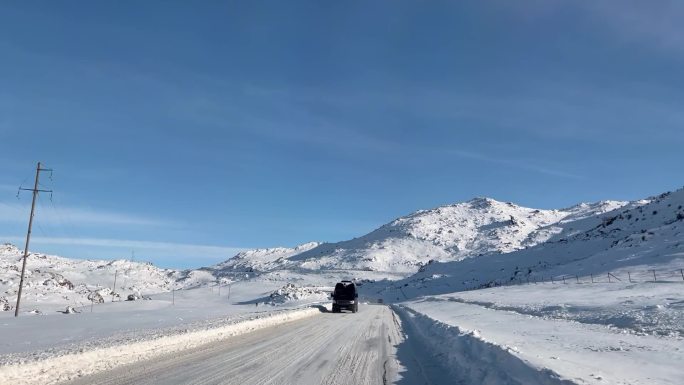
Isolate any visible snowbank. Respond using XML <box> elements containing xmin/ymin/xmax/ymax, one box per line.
<box><xmin>394</xmin><ymin>305</ymin><xmax>576</xmax><ymax>385</ymax></box>
<box><xmin>0</xmin><ymin>306</ymin><xmax>322</xmax><ymax>385</ymax></box>
<box><xmin>396</xmin><ymin>298</ymin><xmax>683</xmax><ymax>385</ymax></box>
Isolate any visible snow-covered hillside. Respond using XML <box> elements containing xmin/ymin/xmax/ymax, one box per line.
<box><xmin>379</xmin><ymin>189</ymin><xmax>684</xmax><ymax>301</ymax></box>
<box><xmin>2</xmin><ymin>188</ymin><xmax>681</xmax><ymax>314</ymax></box>
<box><xmin>208</xmin><ymin>242</ymin><xmax>321</xmax><ymax>277</ymax></box>
<box><xmin>0</xmin><ymin>244</ymin><xmax>178</xmax><ymax>313</ymax></box>
<box><xmin>204</xmin><ymin>197</ymin><xmax>628</xmax><ymax>278</ymax></box>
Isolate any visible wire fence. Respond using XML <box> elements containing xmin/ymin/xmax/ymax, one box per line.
<box><xmin>465</xmin><ymin>268</ymin><xmax>684</xmax><ymax>291</ymax></box>
<box><xmin>80</xmin><ymin>281</ymin><xmax>234</xmax><ymax>314</ymax></box>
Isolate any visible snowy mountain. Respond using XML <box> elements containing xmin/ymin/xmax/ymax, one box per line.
<box><xmin>5</xmin><ymin>188</ymin><xmax>683</xmax><ymax>313</ymax></box>
<box><xmin>213</xmin><ymin>242</ymin><xmax>322</xmax><ymax>273</ymax></box>
<box><xmin>205</xmin><ymin>197</ymin><xmax>628</xmax><ymax>277</ymax></box>
<box><xmin>0</xmin><ymin>244</ymin><xmax>178</xmax><ymax>313</ymax></box>
<box><xmin>382</xmin><ymin>189</ymin><xmax>684</xmax><ymax>300</ymax></box>
<box><xmin>174</xmin><ymin>242</ymin><xmax>324</xmax><ymax>287</ymax></box>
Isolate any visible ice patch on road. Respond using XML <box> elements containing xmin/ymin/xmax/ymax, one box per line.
<box><xmin>0</xmin><ymin>306</ymin><xmax>322</xmax><ymax>385</ymax></box>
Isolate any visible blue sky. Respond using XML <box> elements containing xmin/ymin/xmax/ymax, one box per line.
<box><xmin>1</xmin><ymin>1</ymin><xmax>683</xmax><ymax>268</ymax></box>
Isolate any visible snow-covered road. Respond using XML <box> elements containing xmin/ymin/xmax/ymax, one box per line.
<box><xmin>64</xmin><ymin>305</ymin><xmax>406</xmax><ymax>385</ymax></box>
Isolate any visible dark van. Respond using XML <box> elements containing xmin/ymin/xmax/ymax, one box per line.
<box><xmin>331</xmin><ymin>280</ymin><xmax>359</xmax><ymax>313</ymax></box>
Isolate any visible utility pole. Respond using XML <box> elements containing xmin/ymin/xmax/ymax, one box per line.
<box><xmin>15</xmin><ymin>162</ymin><xmax>53</xmax><ymax>317</ymax></box>
<box><xmin>112</xmin><ymin>270</ymin><xmax>118</xmax><ymax>302</ymax></box>
<box><xmin>121</xmin><ymin>250</ymin><xmax>134</xmax><ymax>295</ymax></box>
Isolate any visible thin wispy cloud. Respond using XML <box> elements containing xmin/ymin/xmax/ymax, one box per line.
<box><xmin>584</xmin><ymin>1</ymin><xmax>684</xmax><ymax>54</ymax></box>
<box><xmin>0</xmin><ymin>235</ymin><xmax>245</xmax><ymax>261</ymax></box>
<box><xmin>171</xmin><ymin>85</ymin><xmax>400</xmax><ymax>156</ymax></box>
<box><xmin>238</xmin><ymin>81</ymin><xmax>684</xmax><ymax>146</ymax></box>
<box><xmin>0</xmin><ymin>202</ymin><xmax>173</xmax><ymax>227</ymax></box>
<box><xmin>499</xmin><ymin>0</ymin><xmax>684</xmax><ymax>55</ymax></box>
<box><xmin>449</xmin><ymin>149</ymin><xmax>583</xmax><ymax>180</ymax></box>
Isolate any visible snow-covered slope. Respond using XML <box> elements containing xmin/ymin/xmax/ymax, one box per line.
<box><xmin>380</xmin><ymin>189</ymin><xmax>684</xmax><ymax>301</ymax></box>
<box><xmin>206</xmin><ymin>198</ymin><xmax>628</xmax><ymax>278</ymax></box>
<box><xmin>3</xmin><ymin>189</ymin><xmax>679</xmax><ymax>313</ymax></box>
<box><xmin>0</xmin><ymin>244</ymin><xmax>178</xmax><ymax>313</ymax></box>
<box><xmin>212</xmin><ymin>242</ymin><xmax>321</xmax><ymax>274</ymax></box>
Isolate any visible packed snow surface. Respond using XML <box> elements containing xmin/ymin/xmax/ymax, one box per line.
<box><xmin>64</xmin><ymin>305</ymin><xmax>405</xmax><ymax>385</ymax></box>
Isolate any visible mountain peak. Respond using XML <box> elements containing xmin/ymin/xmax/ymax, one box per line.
<box><xmin>461</xmin><ymin>197</ymin><xmax>523</xmax><ymax>211</ymax></box>
<box><xmin>468</xmin><ymin>196</ymin><xmax>496</xmax><ymax>203</ymax></box>
<box><xmin>465</xmin><ymin>196</ymin><xmax>508</xmax><ymax>207</ymax></box>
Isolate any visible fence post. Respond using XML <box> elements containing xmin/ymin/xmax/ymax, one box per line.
<box><xmin>562</xmin><ymin>276</ymin><xmax>566</xmax><ymax>284</ymax></box>
<box><xmin>590</xmin><ymin>273</ymin><xmax>594</xmax><ymax>283</ymax></box>
<box><xmin>680</xmin><ymin>269</ymin><xmax>684</xmax><ymax>281</ymax></box>
<box><xmin>608</xmin><ymin>272</ymin><xmax>621</xmax><ymax>282</ymax></box>
<box><xmin>576</xmin><ymin>275</ymin><xmax>579</xmax><ymax>284</ymax></box>
<box><xmin>628</xmin><ymin>271</ymin><xmax>632</xmax><ymax>283</ymax></box>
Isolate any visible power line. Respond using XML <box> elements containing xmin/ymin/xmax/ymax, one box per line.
<box><xmin>36</xmin><ymin>194</ymin><xmax>52</xmax><ymax>238</ymax></box>
<box><xmin>45</xmin><ymin>174</ymin><xmax>80</xmax><ymax>242</ymax></box>
<box><xmin>48</xmin><ymin>193</ymin><xmax>77</xmax><ymax>240</ymax></box>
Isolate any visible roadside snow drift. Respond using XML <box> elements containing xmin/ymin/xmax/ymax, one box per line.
<box><xmin>396</xmin><ymin>282</ymin><xmax>684</xmax><ymax>385</ymax></box>
<box><xmin>0</xmin><ymin>307</ymin><xmax>322</xmax><ymax>385</ymax></box>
